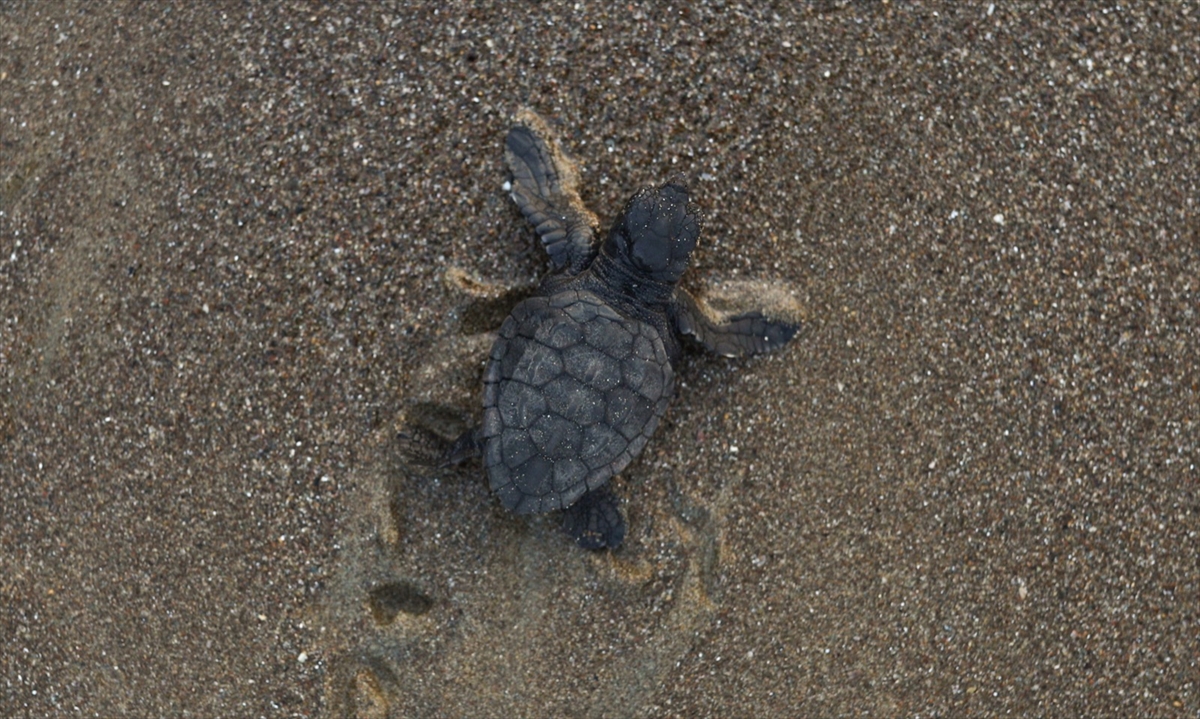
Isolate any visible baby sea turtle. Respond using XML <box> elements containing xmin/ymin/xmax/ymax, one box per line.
<box><xmin>455</xmin><ymin>109</ymin><xmax>799</xmax><ymax>550</ymax></box>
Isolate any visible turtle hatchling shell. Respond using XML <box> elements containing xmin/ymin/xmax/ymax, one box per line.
<box><xmin>481</xmin><ymin>288</ymin><xmax>674</xmax><ymax>514</ymax></box>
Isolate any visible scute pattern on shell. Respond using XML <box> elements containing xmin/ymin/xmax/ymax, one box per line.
<box><xmin>482</xmin><ymin>289</ymin><xmax>674</xmax><ymax>514</ymax></box>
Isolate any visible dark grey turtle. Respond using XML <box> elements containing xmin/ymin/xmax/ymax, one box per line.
<box><xmin>457</xmin><ymin>109</ymin><xmax>799</xmax><ymax>550</ymax></box>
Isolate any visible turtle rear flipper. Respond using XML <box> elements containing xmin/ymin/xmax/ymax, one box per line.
<box><xmin>442</xmin><ymin>426</ymin><xmax>483</xmax><ymax>467</ymax></box>
<box><xmin>672</xmin><ymin>287</ymin><xmax>799</xmax><ymax>357</ymax></box>
<box><xmin>505</xmin><ymin>109</ymin><xmax>599</xmax><ymax>273</ymax></box>
<box><xmin>562</xmin><ymin>485</ymin><xmax>626</xmax><ymax>550</ymax></box>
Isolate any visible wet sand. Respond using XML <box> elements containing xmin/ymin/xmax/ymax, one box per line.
<box><xmin>2</xmin><ymin>2</ymin><xmax>1197</xmax><ymax>716</ymax></box>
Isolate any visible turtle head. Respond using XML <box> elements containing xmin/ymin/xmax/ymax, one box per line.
<box><xmin>604</xmin><ymin>182</ymin><xmax>699</xmax><ymax>284</ymax></box>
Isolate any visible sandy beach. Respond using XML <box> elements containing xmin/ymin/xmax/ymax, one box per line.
<box><xmin>2</xmin><ymin>2</ymin><xmax>1197</xmax><ymax>716</ymax></box>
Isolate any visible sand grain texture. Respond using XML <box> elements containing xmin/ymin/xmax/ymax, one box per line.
<box><xmin>2</xmin><ymin>2</ymin><xmax>1197</xmax><ymax>717</ymax></box>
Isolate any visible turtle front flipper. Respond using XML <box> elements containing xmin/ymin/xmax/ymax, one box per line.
<box><xmin>505</xmin><ymin>108</ymin><xmax>599</xmax><ymax>273</ymax></box>
<box><xmin>562</xmin><ymin>484</ymin><xmax>627</xmax><ymax>550</ymax></box>
<box><xmin>672</xmin><ymin>286</ymin><xmax>800</xmax><ymax>357</ymax></box>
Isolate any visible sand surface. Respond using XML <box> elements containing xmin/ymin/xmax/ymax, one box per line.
<box><xmin>2</xmin><ymin>2</ymin><xmax>1198</xmax><ymax>717</ymax></box>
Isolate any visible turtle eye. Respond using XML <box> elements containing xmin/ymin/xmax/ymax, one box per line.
<box><xmin>676</xmin><ymin>214</ymin><xmax>699</xmax><ymax>256</ymax></box>
<box><xmin>606</xmin><ymin>223</ymin><xmax>631</xmax><ymax>256</ymax></box>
